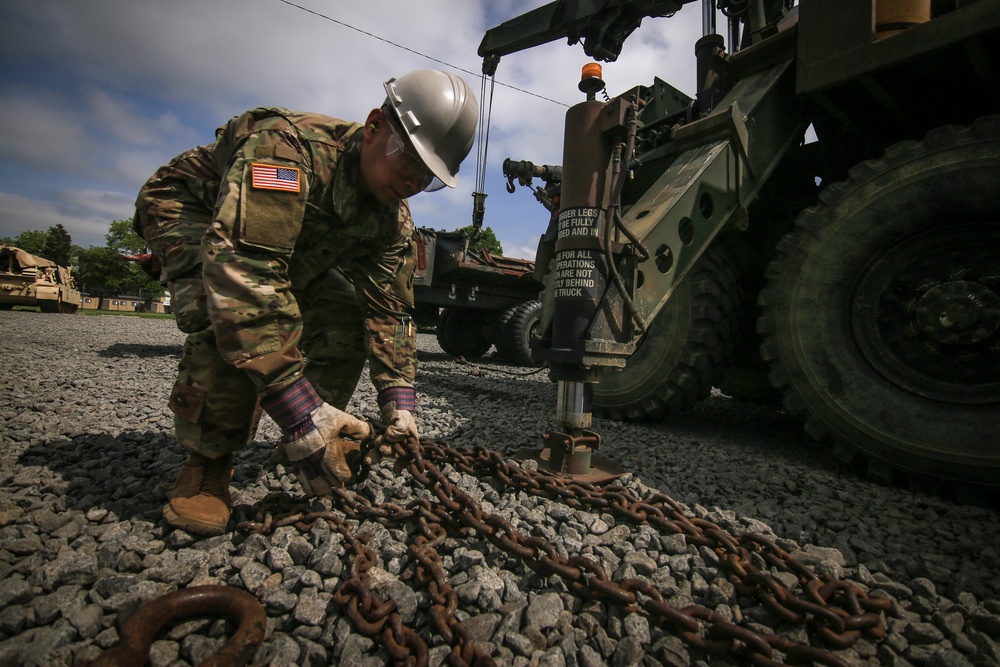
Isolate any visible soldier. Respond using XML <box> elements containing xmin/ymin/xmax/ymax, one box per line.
<box><xmin>133</xmin><ymin>70</ymin><xmax>478</xmax><ymax>536</ymax></box>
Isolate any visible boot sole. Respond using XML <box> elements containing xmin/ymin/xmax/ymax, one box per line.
<box><xmin>163</xmin><ymin>503</ymin><xmax>229</xmax><ymax>536</ymax></box>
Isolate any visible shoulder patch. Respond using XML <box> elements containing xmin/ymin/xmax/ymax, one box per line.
<box><xmin>251</xmin><ymin>163</ymin><xmax>300</xmax><ymax>192</ymax></box>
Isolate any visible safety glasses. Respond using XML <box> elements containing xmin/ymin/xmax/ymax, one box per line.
<box><xmin>384</xmin><ymin>119</ymin><xmax>446</xmax><ymax>193</ymax></box>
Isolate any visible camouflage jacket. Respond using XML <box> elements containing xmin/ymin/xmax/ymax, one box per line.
<box><xmin>186</xmin><ymin>107</ymin><xmax>417</xmax><ymax>397</ymax></box>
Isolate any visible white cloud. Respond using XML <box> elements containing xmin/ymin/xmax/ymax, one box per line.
<box><xmin>0</xmin><ymin>0</ymin><xmax>713</xmax><ymax>257</ymax></box>
<box><xmin>0</xmin><ymin>86</ymin><xmax>200</xmax><ymax>188</ymax></box>
<box><xmin>0</xmin><ymin>190</ymin><xmax>127</xmax><ymax>247</ymax></box>
<box><xmin>84</xmin><ymin>89</ymin><xmax>193</xmax><ymax>149</ymax></box>
<box><xmin>0</xmin><ymin>89</ymin><xmax>94</xmax><ymax>173</ymax></box>
<box><xmin>56</xmin><ymin>189</ymin><xmax>136</xmax><ymax>223</ymax></box>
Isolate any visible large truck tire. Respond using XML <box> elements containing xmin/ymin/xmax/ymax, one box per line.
<box><xmin>593</xmin><ymin>245</ymin><xmax>742</xmax><ymax>420</ymax></box>
<box><xmin>759</xmin><ymin>116</ymin><xmax>1000</xmax><ymax>492</ymax></box>
<box><xmin>436</xmin><ymin>307</ymin><xmax>492</xmax><ymax>359</ymax></box>
<box><xmin>495</xmin><ymin>300</ymin><xmax>542</xmax><ymax>366</ymax></box>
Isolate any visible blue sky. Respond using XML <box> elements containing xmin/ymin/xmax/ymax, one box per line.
<box><xmin>0</xmin><ymin>0</ymin><xmax>704</xmax><ymax>260</ymax></box>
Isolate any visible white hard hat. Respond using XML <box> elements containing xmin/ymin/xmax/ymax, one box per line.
<box><xmin>383</xmin><ymin>69</ymin><xmax>478</xmax><ymax>189</ymax></box>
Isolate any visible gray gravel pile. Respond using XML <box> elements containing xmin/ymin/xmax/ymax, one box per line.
<box><xmin>1</xmin><ymin>310</ymin><xmax>999</xmax><ymax>667</ymax></box>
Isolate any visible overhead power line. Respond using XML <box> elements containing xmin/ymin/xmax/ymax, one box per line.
<box><xmin>277</xmin><ymin>0</ymin><xmax>569</xmax><ymax>107</ymax></box>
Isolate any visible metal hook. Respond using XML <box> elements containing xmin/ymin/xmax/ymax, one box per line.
<box><xmin>80</xmin><ymin>586</ymin><xmax>266</xmax><ymax>667</ymax></box>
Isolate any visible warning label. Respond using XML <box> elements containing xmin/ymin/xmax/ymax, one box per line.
<box><xmin>553</xmin><ymin>249</ymin><xmax>599</xmax><ymax>299</ymax></box>
<box><xmin>557</xmin><ymin>207</ymin><xmax>600</xmax><ymax>240</ymax></box>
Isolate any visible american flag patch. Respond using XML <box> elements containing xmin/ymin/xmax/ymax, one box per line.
<box><xmin>251</xmin><ymin>163</ymin><xmax>300</xmax><ymax>192</ymax></box>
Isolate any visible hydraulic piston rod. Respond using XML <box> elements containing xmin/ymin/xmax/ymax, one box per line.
<box><xmin>520</xmin><ymin>64</ymin><xmax>631</xmax><ymax>483</ymax></box>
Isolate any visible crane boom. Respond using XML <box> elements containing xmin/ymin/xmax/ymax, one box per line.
<box><xmin>478</xmin><ymin>0</ymin><xmax>691</xmax><ymax>71</ymax></box>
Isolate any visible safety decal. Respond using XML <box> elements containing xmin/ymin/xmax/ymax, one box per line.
<box><xmin>251</xmin><ymin>163</ymin><xmax>300</xmax><ymax>192</ymax></box>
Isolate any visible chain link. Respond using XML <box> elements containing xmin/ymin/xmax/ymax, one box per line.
<box><xmin>239</xmin><ymin>437</ymin><xmax>889</xmax><ymax>666</ymax></box>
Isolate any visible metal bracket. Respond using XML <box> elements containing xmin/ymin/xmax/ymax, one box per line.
<box><xmin>517</xmin><ymin>428</ymin><xmax>626</xmax><ymax>484</ymax></box>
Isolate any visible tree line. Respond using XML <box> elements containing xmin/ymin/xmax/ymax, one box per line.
<box><xmin>1</xmin><ymin>221</ymin><xmax>506</xmax><ymax>303</ymax></box>
<box><xmin>1</xmin><ymin>220</ymin><xmax>162</xmax><ymax>300</ymax></box>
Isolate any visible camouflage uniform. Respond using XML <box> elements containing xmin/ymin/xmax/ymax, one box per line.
<box><xmin>134</xmin><ymin>107</ymin><xmax>418</xmax><ymax>458</ymax></box>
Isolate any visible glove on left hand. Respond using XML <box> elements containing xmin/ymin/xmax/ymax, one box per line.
<box><xmin>380</xmin><ymin>402</ymin><xmax>419</xmax><ymax>444</ymax></box>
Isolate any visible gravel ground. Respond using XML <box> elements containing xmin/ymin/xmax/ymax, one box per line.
<box><xmin>0</xmin><ymin>310</ymin><xmax>998</xmax><ymax>667</ymax></box>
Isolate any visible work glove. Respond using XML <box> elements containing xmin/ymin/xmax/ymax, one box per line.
<box><xmin>379</xmin><ymin>387</ymin><xmax>419</xmax><ymax>444</ymax></box>
<box><xmin>276</xmin><ymin>404</ymin><xmax>371</xmax><ymax>495</ymax></box>
<box><xmin>381</xmin><ymin>404</ymin><xmax>419</xmax><ymax>443</ymax></box>
<box><xmin>263</xmin><ymin>379</ymin><xmax>371</xmax><ymax>496</ymax></box>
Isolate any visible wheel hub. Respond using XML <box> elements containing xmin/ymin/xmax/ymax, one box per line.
<box><xmin>853</xmin><ymin>223</ymin><xmax>999</xmax><ymax>405</ymax></box>
<box><xmin>914</xmin><ymin>280</ymin><xmax>1000</xmax><ymax>345</ymax></box>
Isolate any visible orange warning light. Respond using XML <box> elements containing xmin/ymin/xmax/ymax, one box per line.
<box><xmin>581</xmin><ymin>63</ymin><xmax>603</xmax><ymax>80</ymax></box>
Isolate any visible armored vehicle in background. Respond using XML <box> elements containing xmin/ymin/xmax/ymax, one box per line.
<box><xmin>0</xmin><ymin>245</ymin><xmax>80</xmax><ymax>314</ymax></box>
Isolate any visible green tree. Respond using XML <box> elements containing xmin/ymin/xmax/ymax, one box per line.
<box><xmin>105</xmin><ymin>218</ymin><xmax>148</xmax><ymax>255</ymax></box>
<box><xmin>0</xmin><ymin>229</ymin><xmax>48</xmax><ymax>256</ymax></box>
<box><xmin>108</xmin><ymin>219</ymin><xmax>162</xmax><ymax>298</ymax></box>
<box><xmin>0</xmin><ymin>226</ymin><xmax>77</xmax><ymax>266</ymax></box>
<box><xmin>76</xmin><ymin>219</ymin><xmax>162</xmax><ymax>299</ymax></box>
<box><xmin>76</xmin><ymin>246</ymin><xmax>133</xmax><ymax>296</ymax></box>
<box><xmin>456</xmin><ymin>224</ymin><xmax>503</xmax><ymax>256</ymax></box>
<box><xmin>41</xmin><ymin>224</ymin><xmax>73</xmax><ymax>267</ymax></box>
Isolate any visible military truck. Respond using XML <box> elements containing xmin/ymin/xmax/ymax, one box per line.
<box><xmin>0</xmin><ymin>245</ymin><xmax>80</xmax><ymax>314</ymax></box>
<box><xmin>478</xmin><ymin>0</ymin><xmax>1000</xmax><ymax>493</ymax></box>
<box><xmin>413</xmin><ymin>228</ymin><xmax>543</xmax><ymax>366</ymax></box>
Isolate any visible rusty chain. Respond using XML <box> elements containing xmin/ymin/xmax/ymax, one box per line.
<box><xmin>415</xmin><ymin>441</ymin><xmax>891</xmax><ymax>646</ymax></box>
<box><xmin>239</xmin><ymin>436</ymin><xmax>890</xmax><ymax>666</ymax></box>
<box><xmin>239</xmin><ymin>493</ymin><xmax>432</xmax><ymax>667</ymax></box>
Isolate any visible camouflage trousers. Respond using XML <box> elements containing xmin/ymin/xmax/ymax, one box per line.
<box><xmin>134</xmin><ymin>183</ymin><xmax>366</xmax><ymax>458</ymax></box>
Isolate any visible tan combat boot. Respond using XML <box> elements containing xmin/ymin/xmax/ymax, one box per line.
<box><xmin>162</xmin><ymin>453</ymin><xmax>233</xmax><ymax>536</ymax></box>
